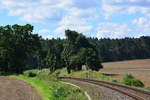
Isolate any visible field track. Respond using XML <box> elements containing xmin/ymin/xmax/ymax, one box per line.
<box><xmin>0</xmin><ymin>76</ymin><xmax>41</xmax><ymax>100</ymax></box>
<box><xmin>60</xmin><ymin>77</ymin><xmax>150</xmax><ymax>100</ymax></box>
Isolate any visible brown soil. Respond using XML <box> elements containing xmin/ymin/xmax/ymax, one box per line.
<box><xmin>102</xmin><ymin>59</ymin><xmax>150</xmax><ymax>69</ymax></box>
<box><xmin>100</xmin><ymin>59</ymin><xmax>150</xmax><ymax>88</ymax></box>
<box><xmin>0</xmin><ymin>76</ymin><xmax>42</xmax><ymax>100</ymax></box>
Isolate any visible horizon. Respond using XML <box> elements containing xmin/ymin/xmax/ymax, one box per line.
<box><xmin>0</xmin><ymin>0</ymin><xmax>150</xmax><ymax>39</ymax></box>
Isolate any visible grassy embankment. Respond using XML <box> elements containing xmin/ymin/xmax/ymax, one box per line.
<box><xmin>11</xmin><ymin>67</ymin><xmax>146</xmax><ymax>100</ymax></box>
<box><xmin>12</xmin><ymin>69</ymin><xmax>87</xmax><ymax>100</ymax></box>
<box><xmin>12</xmin><ymin>75</ymin><xmax>53</xmax><ymax>100</ymax></box>
<box><xmin>53</xmin><ymin>68</ymin><xmax>115</xmax><ymax>82</ymax></box>
<box><xmin>53</xmin><ymin>68</ymin><xmax>145</xmax><ymax>88</ymax></box>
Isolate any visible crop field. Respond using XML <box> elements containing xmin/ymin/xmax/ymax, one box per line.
<box><xmin>100</xmin><ymin>59</ymin><xmax>150</xmax><ymax>88</ymax></box>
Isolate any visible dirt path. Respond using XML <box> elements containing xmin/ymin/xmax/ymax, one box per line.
<box><xmin>0</xmin><ymin>76</ymin><xmax>42</xmax><ymax>100</ymax></box>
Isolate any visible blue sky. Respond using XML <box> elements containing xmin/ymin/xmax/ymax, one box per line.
<box><xmin>0</xmin><ymin>0</ymin><xmax>150</xmax><ymax>39</ymax></box>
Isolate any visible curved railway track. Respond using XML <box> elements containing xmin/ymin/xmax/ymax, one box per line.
<box><xmin>59</xmin><ymin>77</ymin><xmax>150</xmax><ymax>100</ymax></box>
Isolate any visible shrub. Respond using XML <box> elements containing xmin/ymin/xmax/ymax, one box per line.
<box><xmin>123</xmin><ymin>74</ymin><xmax>144</xmax><ymax>87</ymax></box>
<box><xmin>28</xmin><ymin>72</ymin><xmax>37</xmax><ymax>77</ymax></box>
<box><xmin>112</xmin><ymin>80</ymin><xmax>118</xmax><ymax>83</ymax></box>
<box><xmin>73</xmin><ymin>88</ymin><xmax>81</xmax><ymax>93</ymax></box>
<box><xmin>123</xmin><ymin>74</ymin><xmax>134</xmax><ymax>80</ymax></box>
<box><xmin>24</xmin><ymin>70</ymin><xmax>38</xmax><ymax>77</ymax></box>
<box><xmin>54</xmin><ymin>87</ymin><xmax>70</xmax><ymax>98</ymax></box>
<box><xmin>131</xmin><ymin>79</ymin><xmax>144</xmax><ymax>87</ymax></box>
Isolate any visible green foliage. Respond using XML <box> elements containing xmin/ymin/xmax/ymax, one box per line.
<box><xmin>54</xmin><ymin>87</ymin><xmax>70</xmax><ymax>98</ymax></box>
<box><xmin>44</xmin><ymin>40</ymin><xmax>64</xmax><ymax>73</ymax></box>
<box><xmin>0</xmin><ymin>24</ymin><xmax>41</xmax><ymax>74</ymax></box>
<box><xmin>123</xmin><ymin>74</ymin><xmax>144</xmax><ymax>87</ymax></box>
<box><xmin>73</xmin><ymin>88</ymin><xmax>81</xmax><ymax>93</ymax></box>
<box><xmin>28</xmin><ymin>72</ymin><xmax>37</xmax><ymax>77</ymax></box>
<box><xmin>62</xmin><ymin>30</ymin><xmax>102</xmax><ymax>73</ymax></box>
<box><xmin>23</xmin><ymin>70</ymin><xmax>38</xmax><ymax>77</ymax></box>
<box><xmin>112</xmin><ymin>79</ymin><xmax>118</xmax><ymax>83</ymax></box>
<box><xmin>33</xmin><ymin>69</ymin><xmax>87</xmax><ymax>100</ymax></box>
<box><xmin>17</xmin><ymin>69</ymin><xmax>87</xmax><ymax>100</ymax></box>
<box><xmin>89</xmin><ymin>36</ymin><xmax>150</xmax><ymax>62</ymax></box>
<box><xmin>123</xmin><ymin>74</ymin><xmax>134</xmax><ymax>80</ymax></box>
<box><xmin>1</xmin><ymin>24</ymin><xmax>150</xmax><ymax>75</ymax></box>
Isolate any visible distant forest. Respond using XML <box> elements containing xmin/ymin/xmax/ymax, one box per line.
<box><xmin>89</xmin><ymin>36</ymin><xmax>150</xmax><ymax>62</ymax></box>
<box><xmin>42</xmin><ymin>35</ymin><xmax>150</xmax><ymax>62</ymax></box>
<box><xmin>0</xmin><ymin>24</ymin><xmax>150</xmax><ymax>74</ymax></box>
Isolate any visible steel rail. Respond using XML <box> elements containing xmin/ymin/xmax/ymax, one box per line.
<box><xmin>59</xmin><ymin>77</ymin><xmax>150</xmax><ymax>100</ymax></box>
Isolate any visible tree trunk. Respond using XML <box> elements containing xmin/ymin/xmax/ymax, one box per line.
<box><xmin>67</xmin><ymin>66</ymin><xmax>71</xmax><ymax>74</ymax></box>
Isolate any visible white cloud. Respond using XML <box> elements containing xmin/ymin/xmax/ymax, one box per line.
<box><xmin>102</xmin><ymin>0</ymin><xmax>150</xmax><ymax>19</ymax></box>
<box><xmin>38</xmin><ymin>29</ymin><xmax>50</xmax><ymax>34</ymax></box>
<box><xmin>43</xmin><ymin>34</ymin><xmax>53</xmax><ymax>39</ymax></box>
<box><xmin>54</xmin><ymin>6</ymin><xmax>98</xmax><ymax>37</ymax></box>
<box><xmin>133</xmin><ymin>17</ymin><xmax>150</xmax><ymax>36</ymax></box>
<box><xmin>0</xmin><ymin>0</ymin><xmax>99</xmax><ymax>38</ymax></box>
<box><xmin>54</xmin><ymin>25</ymin><xmax>93</xmax><ymax>37</ymax></box>
<box><xmin>1</xmin><ymin>0</ymin><xmax>149</xmax><ymax>38</ymax></box>
<box><xmin>101</xmin><ymin>0</ymin><xmax>150</xmax><ymax>38</ymax></box>
<box><xmin>0</xmin><ymin>0</ymin><xmax>36</xmax><ymax>8</ymax></box>
<box><xmin>8</xmin><ymin>6</ymin><xmax>65</xmax><ymax>23</ymax></box>
<box><xmin>0</xmin><ymin>0</ymin><xmax>99</xmax><ymax>23</ymax></box>
<box><xmin>96</xmin><ymin>23</ymin><xmax>131</xmax><ymax>38</ymax></box>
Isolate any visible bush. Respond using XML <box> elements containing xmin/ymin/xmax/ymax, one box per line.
<box><xmin>73</xmin><ymin>88</ymin><xmax>81</xmax><ymax>93</ymax></box>
<box><xmin>54</xmin><ymin>87</ymin><xmax>70</xmax><ymax>98</ymax></box>
<box><xmin>112</xmin><ymin>80</ymin><xmax>118</xmax><ymax>83</ymax></box>
<box><xmin>131</xmin><ymin>79</ymin><xmax>144</xmax><ymax>87</ymax></box>
<box><xmin>123</xmin><ymin>74</ymin><xmax>144</xmax><ymax>87</ymax></box>
<box><xmin>28</xmin><ymin>72</ymin><xmax>37</xmax><ymax>77</ymax></box>
<box><xmin>24</xmin><ymin>70</ymin><xmax>38</xmax><ymax>77</ymax></box>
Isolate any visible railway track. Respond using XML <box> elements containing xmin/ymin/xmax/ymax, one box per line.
<box><xmin>59</xmin><ymin>77</ymin><xmax>150</xmax><ymax>100</ymax></box>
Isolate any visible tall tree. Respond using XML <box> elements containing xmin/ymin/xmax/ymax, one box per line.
<box><xmin>62</xmin><ymin>30</ymin><xmax>103</xmax><ymax>73</ymax></box>
<box><xmin>0</xmin><ymin>24</ymin><xmax>41</xmax><ymax>74</ymax></box>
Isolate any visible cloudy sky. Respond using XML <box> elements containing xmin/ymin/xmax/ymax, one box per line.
<box><xmin>0</xmin><ymin>0</ymin><xmax>150</xmax><ymax>39</ymax></box>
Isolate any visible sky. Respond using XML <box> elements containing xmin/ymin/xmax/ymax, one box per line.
<box><xmin>0</xmin><ymin>0</ymin><xmax>150</xmax><ymax>39</ymax></box>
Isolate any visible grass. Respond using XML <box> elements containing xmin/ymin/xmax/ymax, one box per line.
<box><xmin>53</xmin><ymin>68</ymin><xmax>115</xmax><ymax>82</ymax></box>
<box><xmin>12</xmin><ymin>75</ymin><xmax>54</xmax><ymax>100</ymax></box>
<box><xmin>12</xmin><ymin>69</ymin><xmax>87</xmax><ymax>100</ymax></box>
<box><xmin>36</xmin><ymin>69</ymin><xmax>87</xmax><ymax>100</ymax></box>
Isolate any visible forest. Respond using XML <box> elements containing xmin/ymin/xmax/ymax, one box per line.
<box><xmin>0</xmin><ymin>24</ymin><xmax>150</xmax><ymax>74</ymax></box>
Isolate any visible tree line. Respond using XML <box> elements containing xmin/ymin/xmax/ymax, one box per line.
<box><xmin>0</xmin><ymin>24</ymin><xmax>102</xmax><ymax>74</ymax></box>
<box><xmin>0</xmin><ymin>24</ymin><xmax>150</xmax><ymax>74</ymax></box>
<box><xmin>88</xmin><ymin>36</ymin><xmax>150</xmax><ymax>62</ymax></box>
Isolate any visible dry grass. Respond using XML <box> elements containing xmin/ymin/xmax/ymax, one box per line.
<box><xmin>100</xmin><ymin>59</ymin><xmax>150</xmax><ymax>88</ymax></box>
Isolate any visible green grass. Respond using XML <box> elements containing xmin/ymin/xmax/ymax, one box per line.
<box><xmin>12</xmin><ymin>75</ymin><xmax>54</xmax><ymax>100</ymax></box>
<box><xmin>36</xmin><ymin>69</ymin><xmax>87</xmax><ymax>100</ymax></box>
<box><xmin>10</xmin><ymin>68</ymin><xmax>118</xmax><ymax>100</ymax></box>
<box><xmin>11</xmin><ymin>68</ymin><xmax>146</xmax><ymax>100</ymax></box>
<box><xmin>53</xmin><ymin>68</ymin><xmax>115</xmax><ymax>82</ymax></box>
<box><xmin>12</xmin><ymin>69</ymin><xmax>87</xmax><ymax>100</ymax></box>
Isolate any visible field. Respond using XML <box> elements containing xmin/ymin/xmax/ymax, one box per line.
<box><xmin>100</xmin><ymin>59</ymin><xmax>150</xmax><ymax>88</ymax></box>
<box><xmin>0</xmin><ymin>76</ymin><xmax>42</xmax><ymax>100</ymax></box>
